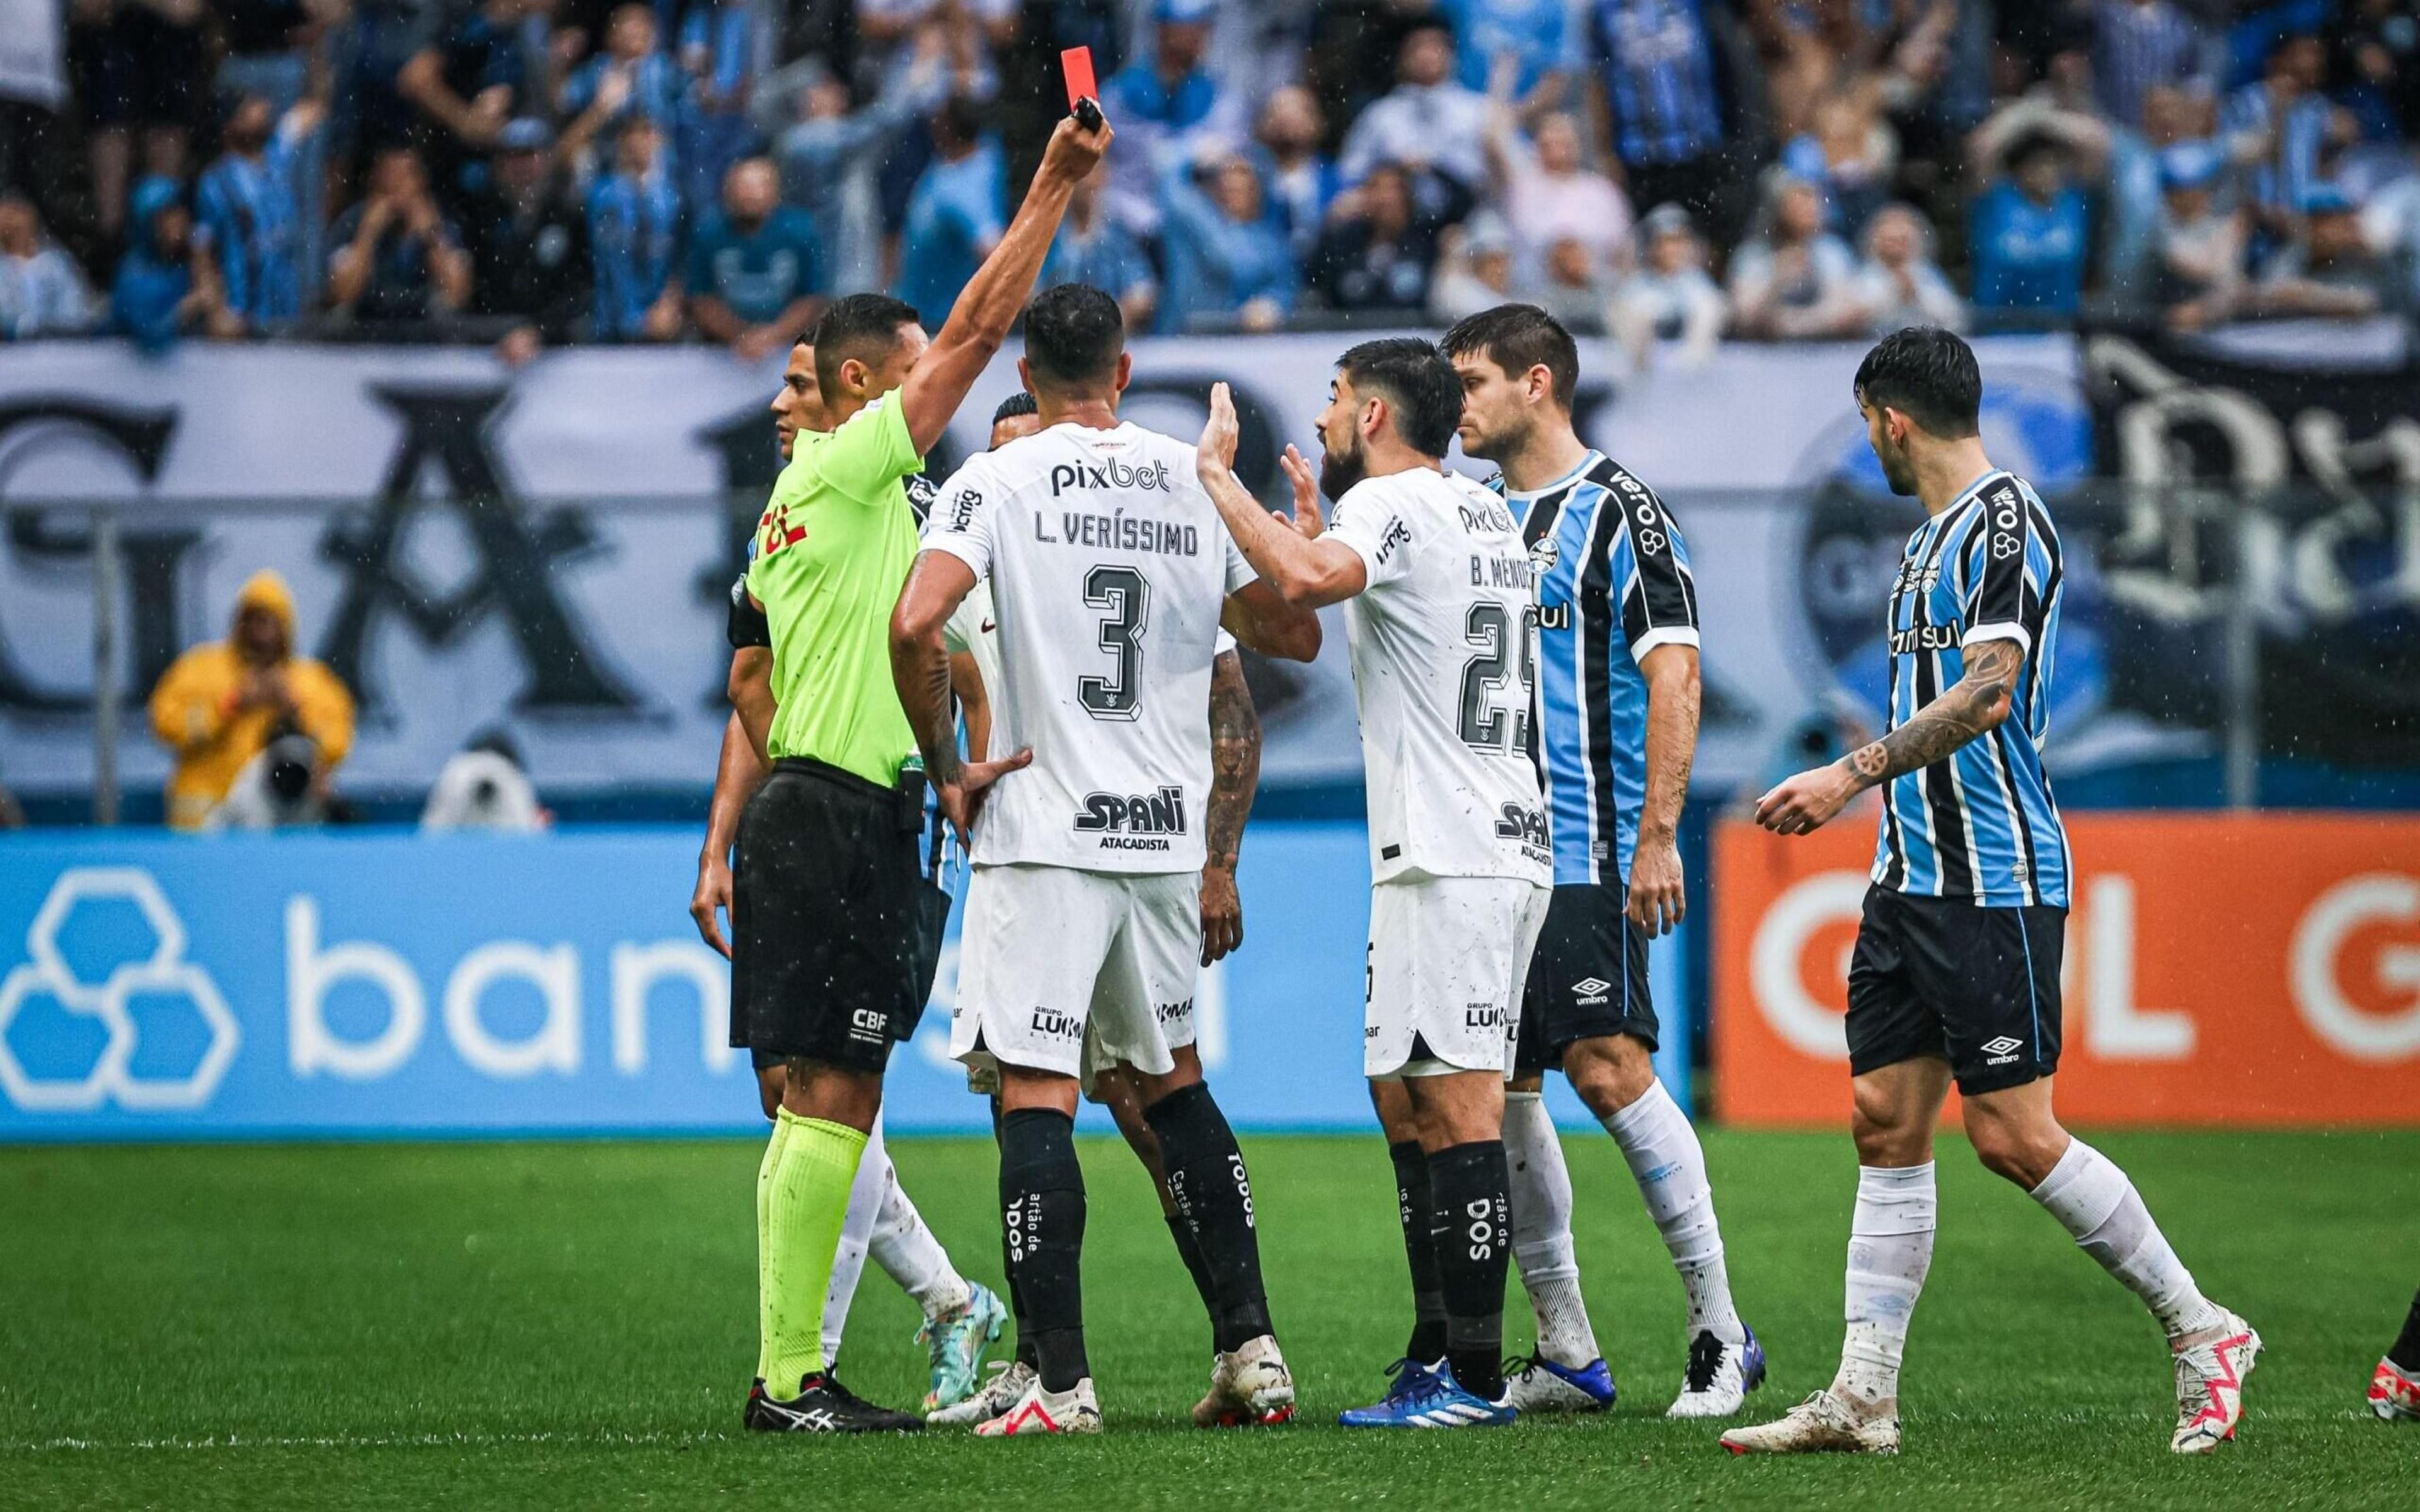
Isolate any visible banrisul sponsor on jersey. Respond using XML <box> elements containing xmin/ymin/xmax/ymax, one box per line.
<box><xmin>1074</xmin><ymin>785</ymin><xmax>1187</xmax><ymax>850</ymax></box>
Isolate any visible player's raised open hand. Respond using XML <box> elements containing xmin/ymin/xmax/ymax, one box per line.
<box><xmin>1038</xmin><ymin>110</ymin><xmax>1113</xmax><ymax>188</ymax></box>
<box><xmin>938</xmin><ymin>747</ymin><xmax>1034</xmax><ymax>837</ymax></box>
<box><xmin>1277</xmin><ymin>445</ymin><xmax>1325</xmax><ymax>537</ymax></box>
<box><xmin>1754</xmin><ymin>762</ymin><xmax>1858</xmax><ymax>835</ymax></box>
<box><xmin>1197</xmin><ymin>381</ymin><xmax>1242</xmax><ymax>475</ymax></box>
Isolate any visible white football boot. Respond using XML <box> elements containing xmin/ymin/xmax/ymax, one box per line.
<box><xmin>2170</xmin><ymin>1309</ymin><xmax>2261</xmax><ymax>1455</ymax></box>
<box><xmin>1192</xmin><ymin>1335</ymin><xmax>1298</xmax><ymax>1426</ymax></box>
<box><xmin>929</xmin><ymin>1360</ymin><xmax>1034</xmax><ymax>1427</ymax></box>
<box><xmin>1501</xmin><ymin>1353</ymin><xmax>1616</xmax><ymax>1413</ymax></box>
<box><xmin>1720</xmin><ymin>1390</ymin><xmax>1900</xmax><ymax>1456</ymax></box>
<box><xmin>974</xmin><ymin>1375</ymin><xmax>1103</xmax><ymax>1437</ymax></box>
<box><xmin>1669</xmin><ymin>1325</ymin><xmax>1767</xmax><ymax>1418</ymax></box>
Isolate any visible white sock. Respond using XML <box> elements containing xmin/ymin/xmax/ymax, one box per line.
<box><xmin>2029</xmin><ymin>1138</ymin><xmax>2220</xmax><ymax>1341</ymax></box>
<box><xmin>1503</xmin><ymin>1091</ymin><xmax>1600</xmax><ymax>1366</ymax></box>
<box><xmin>1834</xmin><ymin>1163</ymin><xmax>1935</xmax><ymax>1411</ymax></box>
<box><xmin>819</xmin><ymin>1113</ymin><xmax>888</xmax><ymax>1366</ymax></box>
<box><xmin>1603</xmin><ymin>1080</ymin><xmax>1741</xmax><ymax>1341</ymax></box>
<box><xmin>867</xmin><ymin>1131</ymin><xmax>973</xmax><ymax>1321</ymax></box>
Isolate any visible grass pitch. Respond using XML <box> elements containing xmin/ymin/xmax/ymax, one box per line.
<box><xmin>3</xmin><ymin>1128</ymin><xmax>2414</xmax><ymax>1509</ymax></box>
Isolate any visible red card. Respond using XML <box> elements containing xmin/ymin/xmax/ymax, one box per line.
<box><xmin>1061</xmin><ymin>47</ymin><xmax>1097</xmax><ymax>108</ymax></box>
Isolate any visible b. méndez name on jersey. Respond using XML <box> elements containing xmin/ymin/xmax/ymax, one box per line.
<box><xmin>920</xmin><ymin>421</ymin><xmax>1257</xmax><ymax>873</ymax></box>
<box><xmin>1495</xmin><ymin>450</ymin><xmax>1700</xmax><ymax>888</ymax></box>
<box><xmin>1874</xmin><ymin>468</ymin><xmax>2071</xmax><ymax>908</ymax></box>
<box><xmin>1324</xmin><ymin>467</ymin><xmax>1550</xmax><ymax>886</ymax></box>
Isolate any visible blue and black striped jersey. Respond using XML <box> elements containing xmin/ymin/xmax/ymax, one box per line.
<box><xmin>1872</xmin><ymin>469</ymin><xmax>2071</xmax><ymax>908</ymax></box>
<box><xmin>1493</xmin><ymin>451</ymin><xmax>1699</xmax><ymax>888</ymax></box>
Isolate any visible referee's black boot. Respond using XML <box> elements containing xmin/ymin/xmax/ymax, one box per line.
<box><xmin>745</xmin><ymin>1374</ymin><xmax>925</xmax><ymax>1433</ymax></box>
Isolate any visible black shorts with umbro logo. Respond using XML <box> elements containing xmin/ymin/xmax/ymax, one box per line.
<box><xmin>1847</xmin><ymin>885</ymin><xmax>2067</xmax><ymax>1095</ymax></box>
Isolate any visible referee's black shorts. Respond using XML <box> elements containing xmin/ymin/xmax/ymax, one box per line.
<box><xmin>731</xmin><ymin>759</ymin><xmax>924</xmax><ymax>1074</ymax></box>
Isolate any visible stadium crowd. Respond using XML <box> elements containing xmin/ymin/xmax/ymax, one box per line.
<box><xmin>0</xmin><ymin>0</ymin><xmax>2416</xmax><ymax>360</ymax></box>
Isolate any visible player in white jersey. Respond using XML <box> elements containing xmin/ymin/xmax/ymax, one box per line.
<box><xmin>890</xmin><ymin>284</ymin><xmax>1321</xmax><ymax>1437</ymax></box>
<box><xmin>936</xmin><ymin>387</ymin><xmax>1301</xmax><ymax>1433</ymax></box>
<box><xmin>1196</xmin><ymin>340</ymin><xmax>1552</xmax><ymax>1428</ymax></box>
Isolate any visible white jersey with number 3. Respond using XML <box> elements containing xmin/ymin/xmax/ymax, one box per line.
<box><xmin>1323</xmin><ymin>467</ymin><xmax>1551</xmax><ymax>885</ymax></box>
<box><xmin>921</xmin><ymin>420</ymin><xmax>1256</xmax><ymax>874</ymax></box>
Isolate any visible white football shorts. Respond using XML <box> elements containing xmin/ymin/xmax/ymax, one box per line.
<box><xmin>952</xmin><ymin>862</ymin><xmax>1201</xmax><ymax>1090</ymax></box>
<box><xmin>1364</xmin><ymin>874</ymin><xmax>1552</xmax><ymax>1080</ymax></box>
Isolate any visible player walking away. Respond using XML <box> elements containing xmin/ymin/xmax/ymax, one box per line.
<box><xmin>691</xmin><ymin>339</ymin><xmax>1006</xmax><ymax>1419</ymax></box>
<box><xmin>1442</xmin><ymin>304</ymin><xmax>1765</xmax><ymax>1419</ymax></box>
<box><xmin>733</xmin><ymin>106</ymin><xmax>1109</xmax><ymax>1436</ymax></box>
<box><xmin>2368</xmin><ymin>1288</ymin><xmax>2420</xmax><ymax>1419</ymax></box>
<box><xmin>1726</xmin><ymin>327</ymin><xmax>2257</xmax><ymax>1458</ymax></box>
<box><xmin>1195</xmin><ymin>341</ymin><xmax>1552</xmax><ymax>1429</ymax></box>
<box><xmin>932</xmin><ymin>384</ymin><xmax>1299</xmax><ymax>1431</ymax></box>
<box><xmin>892</xmin><ymin>284</ymin><xmax>1322</xmax><ymax>1437</ymax></box>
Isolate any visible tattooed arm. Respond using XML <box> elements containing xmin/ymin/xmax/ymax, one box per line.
<box><xmin>1755</xmin><ymin>638</ymin><xmax>2023</xmax><ymax>836</ymax></box>
<box><xmin>1201</xmin><ymin>649</ymin><xmax>1260</xmax><ymax>965</ymax></box>
<box><xmin>889</xmin><ymin>551</ymin><xmax>1030</xmax><ymax>831</ymax></box>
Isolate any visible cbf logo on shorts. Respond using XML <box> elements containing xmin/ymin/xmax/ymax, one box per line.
<box><xmin>0</xmin><ymin>869</ymin><xmax>239</xmax><ymax>1112</ymax></box>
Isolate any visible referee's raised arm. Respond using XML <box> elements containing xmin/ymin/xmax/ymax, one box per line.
<box><xmin>896</xmin><ymin>112</ymin><xmax>1113</xmax><ymax>455</ymax></box>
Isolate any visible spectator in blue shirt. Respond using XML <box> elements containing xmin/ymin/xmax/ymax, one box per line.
<box><xmin>0</xmin><ymin>195</ymin><xmax>97</xmax><ymax>339</ymax></box>
<box><xmin>688</xmin><ymin>156</ymin><xmax>823</xmax><ymax>361</ymax></box>
<box><xmin>1158</xmin><ymin>149</ymin><xmax>1294</xmax><ymax>333</ymax></box>
<box><xmin>894</xmin><ymin>96</ymin><xmax>1005</xmax><ymax>328</ymax></box>
<box><xmin>588</xmin><ymin>116</ymin><xmax>686</xmax><ymax>341</ymax></box>
<box><xmin>113</xmin><ymin>178</ymin><xmax>233</xmax><ymax>353</ymax></box>
<box><xmin>1042</xmin><ymin>164</ymin><xmax>1158</xmax><ymax>333</ymax></box>
<box><xmin>2094</xmin><ymin>0</ymin><xmax>2216</xmax><ymax>132</ymax></box>
<box><xmin>1969</xmin><ymin>132</ymin><xmax>2096</xmax><ymax>318</ymax></box>
<box><xmin>675</xmin><ymin>0</ymin><xmax>769</xmax><ymax>217</ymax></box>
<box><xmin>195</xmin><ymin>94</ymin><xmax>325</xmax><ymax>334</ymax></box>
<box><xmin>1254</xmin><ymin>85</ymin><xmax>1340</xmax><ymax>263</ymax></box>
<box><xmin>1444</xmin><ymin>0</ymin><xmax>1582</xmax><ymax>108</ymax></box>
<box><xmin>1589</xmin><ymin>0</ymin><xmax>1739</xmax><ymax>238</ymax></box>
<box><xmin>1100</xmin><ymin>0</ymin><xmax>1250</xmax><ymax>234</ymax></box>
<box><xmin>2221</xmin><ymin>34</ymin><xmax>2354</xmax><ymax>253</ymax></box>
<box><xmin>562</xmin><ymin>5</ymin><xmax>689</xmax><ymax>161</ymax></box>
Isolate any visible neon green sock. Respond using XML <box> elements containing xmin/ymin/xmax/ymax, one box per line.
<box><xmin>761</xmin><ymin>1108</ymin><xmax>869</xmax><ymax>1397</ymax></box>
<box><xmin>753</xmin><ymin>1112</ymin><xmax>797</xmax><ymax>1385</ymax></box>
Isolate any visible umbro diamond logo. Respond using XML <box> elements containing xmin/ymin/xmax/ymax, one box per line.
<box><xmin>1979</xmin><ymin>1035</ymin><xmax>2025</xmax><ymax>1065</ymax></box>
<box><xmin>1571</xmin><ymin>976</ymin><xmax>1611</xmax><ymax>1007</ymax></box>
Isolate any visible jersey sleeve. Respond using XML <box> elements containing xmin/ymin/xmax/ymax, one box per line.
<box><xmin>919</xmin><ymin>455</ymin><xmax>998</xmax><ymax>581</ymax></box>
<box><xmin>1606</xmin><ymin>484</ymin><xmax>1700</xmax><ymax>663</ymax></box>
<box><xmin>1323</xmin><ymin>481</ymin><xmax>1414</xmax><ymax>590</ymax></box>
<box><xmin>725</xmin><ymin>561</ymin><xmax>770</xmax><ymax>650</ymax></box>
<box><xmin>821</xmin><ymin>392</ymin><xmax>925</xmax><ymax>502</ymax></box>
<box><xmin>1960</xmin><ymin>475</ymin><xmax>2034</xmax><ymax>655</ymax></box>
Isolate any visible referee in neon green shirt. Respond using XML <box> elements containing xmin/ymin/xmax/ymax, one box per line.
<box><xmin>734</xmin><ymin>109</ymin><xmax>1112</xmax><ymax>1433</ymax></box>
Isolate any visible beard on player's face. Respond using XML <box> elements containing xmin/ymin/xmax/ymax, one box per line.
<box><xmin>1319</xmin><ymin>427</ymin><xmax>1367</xmax><ymax>501</ymax></box>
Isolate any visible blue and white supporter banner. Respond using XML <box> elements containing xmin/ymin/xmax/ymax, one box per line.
<box><xmin>0</xmin><ymin>827</ymin><xmax>1688</xmax><ymax>1141</ymax></box>
<box><xmin>0</xmin><ymin>336</ymin><xmax>2079</xmax><ymax>804</ymax></box>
